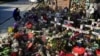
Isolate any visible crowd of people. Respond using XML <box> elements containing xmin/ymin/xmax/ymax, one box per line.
<box><xmin>0</xmin><ymin>4</ymin><xmax>100</xmax><ymax>56</ymax></box>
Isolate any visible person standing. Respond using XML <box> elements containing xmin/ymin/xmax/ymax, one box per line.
<box><xmin>13</xmin><ymin>8</ymin><xmax>21</xmax><ymax>22</ymax></box>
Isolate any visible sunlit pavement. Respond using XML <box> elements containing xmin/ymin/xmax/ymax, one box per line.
<box><xmin>0</xmin><ymin>0</ymin><xmax>37</xmax><ymax>34</ymax></box>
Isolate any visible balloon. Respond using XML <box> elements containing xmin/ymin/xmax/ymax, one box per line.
<box><xmin>72</xmin><ymin>46</ymin><xmax>85</xmax><ymax>55</ymax></box>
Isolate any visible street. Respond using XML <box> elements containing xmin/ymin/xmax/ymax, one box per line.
<box><xmin>0</xmin><ymin>0</ymin><xmax>37</xmax><ymax>33</ymax></box>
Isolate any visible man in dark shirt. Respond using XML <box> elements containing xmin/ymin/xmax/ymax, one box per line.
<box><xmin>13</xmin><ymin>8</ymin><xmax>21</xmax><ymax>22</ymax></box>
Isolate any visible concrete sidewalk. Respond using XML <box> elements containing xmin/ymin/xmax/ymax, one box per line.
<box><xmin>0</xmin><ymin>0</ymin><xmax>37</xmax><ymax>34</ymax></box>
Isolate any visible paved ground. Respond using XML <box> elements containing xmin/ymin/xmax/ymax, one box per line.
<box><xmin>0</xmin><ymin>0</ymin><xmax>37</xmax><ymax>34</ymax></box>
